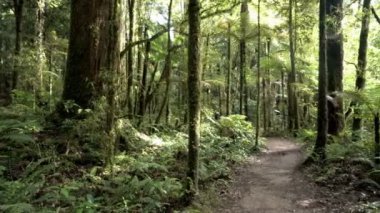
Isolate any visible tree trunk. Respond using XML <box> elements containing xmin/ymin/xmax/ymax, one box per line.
<box><xmin>288</xmin><ymin>0</ymin><xmax>299</xmax><ymax>133</ymax></box>
<box><xmin>126</xmin><ymin>0</ymin><xmax>135</xmax><ymax>117</ymax></box>
<box><xmin>239</xmin><ymin>0</ymin><xmax>248</xmax><ymax>115</ymax></box>
<box><xmin>35</xmin><ymin>0</ymin><xmax>47</xmax><ymax>109</ymax></box>
<box><xmin>374</xmin><ymin>113</ymin><xmax>380</xmax><ymax>164</ymax></box>
<box><xmin>156</xmin><ymin>0</ymin><xmax>173</xmax><ymax>124</ymax></box>
<box><xmin>105</xmin><ymin>0</ymin><xmax>121</xmax><ymax>167</ymax></box>
<box><xmin>12</xmin><ymin>0</ymin><xmax>24</xmax><ymax>91</ymax></box>
<box><xmin>187</xmin><ymin>0</ymin><xmax>201</xmax><ymax>200</ymax></box>
<box><xmin>226</xmin><ymin>21</ymin><xmax>232</xmax><ymax>116</ymax></box>
<box><xmin>60</xmin><ymin>0</ymin><xmax>121</xmax><ymax>114</ymax></box>
<box><xmin>255</xmin><ymin>0</ymin><xmax>261</xmax><ymax>146</ymax></box>
<box><xmin>137</xmin><ymin>26</ymin><xmax>150</xmax><ymax>125</ymax></box>
<box><xmin>352</xmin><ymin>0</ymin><xmax>371</xmax><ymax>141</ymax></box>
<box><xmin>311</xmin><ymin>0</ymin><xmax>328</xmax><ymax>162</ymax></box>
<box><xmin>326</xmin><ymin>0</ymin><xmax>344</xmax><ymax>136</ymax></box>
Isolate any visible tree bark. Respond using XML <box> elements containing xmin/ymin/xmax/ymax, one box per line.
<box><xmin>288</xmin><ymin>0</ymin><xmax>299</xmax><ymax>132</ymax></box>
<box><xmin>226</xmin><ymin>21</ymin><xmax>232</xmax><ymax>116</ymax></box>
<box><xmin>352</xmin><ymin>0</ymin><xmax>371</xmax><ymax>141</ymax></box>
<box><xmin>126</xmin><ymin>0</ymin><xmax>135</xmax><ymax>117</ymax></box>
<box><xmin>137</xmin><ymin>26</ymin><xmax>150</xmax><ymax>125</ymax></box>
<box><xmin>60</xmin><ymin>0</ymin><xmax>121</xmax><ymax>114</ymax></box>
<box><xmin>156</xmin><ymin>0</ymin><xmax>173</xmax><ymax>124</ymax></box>
<box><xmin>312</xmin><ymin>0</ymin><xmax>328</xmax><ymax>162</ymax></box>
<box><xmin>374</xmin><ymin>113</ymin><xmax>380</xmax><ymax>164</ymax></box>
<box><xmin>326</xmin><ymin>0</ymin><xmax>344</xmax><ymax>136</ymax></box>
<box><xmin>239</xmin><ymin>0</ymin><xmax>248</xmax><ymax>115</ymax></box>
<box><xmin>187</xmin><ymin>0</ymin><xmax>201</xmax><ymax>199</ymax></box>
<box><xmin>255</xmin><ymin>0</ymin><xmax>261</xmax><ymax>146</ymax></box>
<box><xmin>12</xmin><ymin>0</ymin><xmax>24</xmax><ymax>91</ymax></box>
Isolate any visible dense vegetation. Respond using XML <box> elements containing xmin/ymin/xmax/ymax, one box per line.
<box><xmin>0</xmin><ymin>0</ymin><xmax>379</xmax><ymax>212</ymax></box>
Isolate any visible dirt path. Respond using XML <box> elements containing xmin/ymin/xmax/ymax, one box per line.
<box><xmin>215</xmin><ymin>137</ymin><xmax>331</xmax><ymax>213</ymax></box>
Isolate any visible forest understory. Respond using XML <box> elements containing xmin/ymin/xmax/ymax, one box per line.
<box><xmin>1</xmin><ymin>0</ymin><xmax>380</xmax><ymax>212</ymax></box>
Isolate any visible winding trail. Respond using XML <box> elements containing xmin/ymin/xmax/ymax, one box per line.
<box><xmin>216</xmin><ymin>137</ymin><xmax>330</xmax><ymax>213</ymax></box>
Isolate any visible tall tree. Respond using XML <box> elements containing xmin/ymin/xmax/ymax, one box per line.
<box><xmin>187</xmin><ymin>0</ymin><xmax>201</xmax><ymax>199</ymax></box>
<box><xmin>287</xmin><ymin>0</ymin><xmax>299</xmax><ymax>132</ymax></box>
<box><xmin>226</xmin><ymin>19</ymin><xmax>232</xmax><ymax>116</ymax></box>
<box><xmin>126</xmin><ymin>0</ymin><xmax>135</xmax><ymax>117</ymax></box>
<box><xmin>352</xmin><ymin>0</ymin><xmax>371</xmax><ymax>141</ymax></box>
<box><xmin>239</xmin><ymin>0</ymin><xmax>248</xmax><ymax>115</ymax></box>
<box><xmin>326</xmin><ymin>0</ymin><xmax>344</xmax><ymax>136</ymax></box>
<box><xmin>60</xmin><ymin>0</ymin><xmax>122</xmax><ymax>114</ymax></box>
<box><xmin>156</xmin><ymin>0</ymin><xmax>173</xmax><ymax>124</ymax></box>
<box><xmin>13</xmin><ymin>0</ymin><xmax>23</xmax><ymax>90</ymax></box>
<box><xmin>255</xmin><ymin>0</ymin><xmax>261</xmax><ymax>146</ymax></box>
<box><xmin>36</xmin><ymin>0</ymin><xmax>46</xmax><ymax>98</ymax></box>
<box><xmin>310</xmin><ymin>0</ymin><xmax>328</xmax><ymax>162</ymax></box>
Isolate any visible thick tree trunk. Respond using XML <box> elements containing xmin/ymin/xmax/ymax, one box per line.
<box><xmin>60</xmin><ymin>0</ymin><xmax>121</xmax><ymax>114</ymax></box>
<box><xmin>326</xmin><ymin>0</ymin><xmax>344</xmax><ymax>136</ymax></box>
<box><xmin>312</xmin><ymin>0</ymin><xmax>328</xmax><ymax>162</ymax></box>
<box><xmin>187</xmin><ymin>0</ymin><xmax>201</xmax><ymax>199</ymax></box>
<box><xmin>352</xmin><ymin>0</ymin><xmax>371</xmax><ymax>141</ymax></box>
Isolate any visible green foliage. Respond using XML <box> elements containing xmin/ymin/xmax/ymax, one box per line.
<box><xmin>0</xmin><ymin>106</ymin><xmax>259</xmax><ymax>212</ymax></box>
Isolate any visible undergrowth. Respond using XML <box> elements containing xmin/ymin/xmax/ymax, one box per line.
<box><xmin>0</xmin><ymin>104</ymin><xmax>259</xmax><ymax>212</ymax></box>
<box><xmin>297</xmin><ymin>128</ymin><xmax>380</xmax><ymax>212</ymax></box>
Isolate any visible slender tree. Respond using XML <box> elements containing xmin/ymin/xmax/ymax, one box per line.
<box><xmin>239</xmin><ymin>0</ymin><xmax>248</xmax><ymax>115</ymax></box>
<box><xmin>126</xmin><ymin>0</ymin><xmax>135</xmax><ymax>117</ymax></box>
<box><xmin>226</xmin><ymin>20</ymin><xmax>232</xmax><ymax>116</ymax></box>
<box><xmin>310</xmin><ymin>0</ymin><xmax>328</xmax><ymax>162</ymax></box>
<box><xmin>288</xmin><ymin>0</ymin><xmax>299</xmax><ymax>132</ymax></box>
<box><xmin>255</xmin><ymin>0</ymin><xmax>261</xmax><ymax>146</ymax></box>
<box><xmin>156</xmin><ymin>0</ymin><xmax>173</xmax><ymax>124</ymax></box>
<box><xmin>12</xmin><ymin>0</ymin><xmax>24</xmax><ymax>91</ymax></box>
<box><xmin>352</xmin><ymin>0</ymin><xmax>371</xmax><ymax>141</ymax></box>
<box><xmin>36</xmin><ymin>0</ymin><xmax>46</xmax><ymax>94</ymax></box>
<box><xmin>137</xmin><ymin>26</ymin><xmax>150</xmax><ymax>125</ymax></box>
<box><xmin>187</xmin><ymin>0</ymin><xmax>201</xmax><ymax>199</ymax></box>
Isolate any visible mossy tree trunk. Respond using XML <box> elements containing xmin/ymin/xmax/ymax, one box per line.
<box><xmin>352</xmin><ymin>0</ymin><xmax>371</xmax><ymax>141</ymax></box>
<box><xmin>187</xmin><ymin>0</ymin><xmax>201</xmax><ymax>199</ymax></box>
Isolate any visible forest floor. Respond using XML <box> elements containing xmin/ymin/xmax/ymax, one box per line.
<box><xmin>212</xmin><ymin>137</ymin><xmax>376</xmax><ymax>213</ymax></box>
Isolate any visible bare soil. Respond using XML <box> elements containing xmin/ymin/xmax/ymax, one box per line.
<box><xmin>214</xmin><ymin>137</ymin><xmax>363</xmax><ymax>213</ymax></box>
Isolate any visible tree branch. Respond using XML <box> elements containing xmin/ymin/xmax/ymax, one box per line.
<box><xmin>371</xmin><ymin>7</ymin><xmax>380</xmax><ymax>25</ymax></box>
<box><xmin>120</xmin><ymin>28</ymin><xmax>168</xmax><ymax>57</ymax></box>
<box><xmin>200</xmin><ymin>1</ymin><xmax>240</xmax><ymax>20</ymax></box>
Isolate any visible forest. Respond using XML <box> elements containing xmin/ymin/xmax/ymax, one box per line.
<box><xmin>0</xmin><ymin>0</ymin><xmax>380</xmax><ymax>212</ymax></box>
